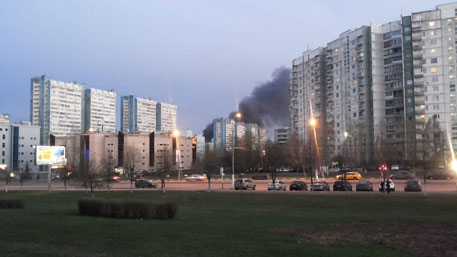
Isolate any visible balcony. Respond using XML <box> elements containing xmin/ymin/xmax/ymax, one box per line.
<box><xmin>413</xmin><ymin>53</ymin><xmax>423</xmax><ymax>59</ymax></box>
<box><xmin>412</xmin><ymin>44</ymin><xmax>422</xmax><ymax>50</ymax></box>
<box><xmin>415</xmin><ymin>97</ymin><xmax>425</xmax><ymax>105</ymax></box>
<box><xmin>414</xmin><ymin>79</ymin><xmax>424</xmax><ymax>87</ymax></box>
<box><xmin>415</xmin><ymin>108</ymin><xmax>425</xmax><ymax>115</ymax></box>
<box><xmin>414</xmin><ymin>88</ymin><xmax>424</xmax><ymax>96</ymax></box>
<box><xmin>412</xmin><ymin>34</ymin><xmax>421</xmax><ymax>41</ymax></box>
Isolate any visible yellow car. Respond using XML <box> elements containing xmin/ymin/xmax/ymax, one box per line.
<box><xmin>336</xmin><ymin>172</ymin><xmax>362</xmax><ymax>180</ymax></box>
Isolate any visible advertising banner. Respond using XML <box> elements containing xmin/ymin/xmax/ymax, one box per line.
<box><xmin>36</xmin><ymin>146</ymin><xmax>66</xmax><ymax>165</ymax></box>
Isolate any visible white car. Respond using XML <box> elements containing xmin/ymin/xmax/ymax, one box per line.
<box><xmin>391</xmin><ymin>164</ymin><xmax>400</xmax><ymax>171</ymax></box>
<box><xmin>268</xmin><ymin>181</ymin><xmax>286</xmax><ymax>191</ymax></box>
<box><xmin>379</xmin><ymin>179</ymin><xmax>395</xmax><ymax>192</ymax></box>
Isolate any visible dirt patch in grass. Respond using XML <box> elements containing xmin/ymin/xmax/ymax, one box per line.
<box><xmin>270</xmin><ymin>223</ymin><xmax>457</xmax><ymax>257</ymax></box>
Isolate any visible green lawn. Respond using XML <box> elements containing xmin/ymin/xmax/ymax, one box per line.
<box><xmin>0</xmin><ymin>191</ymin><xmax>456</xmax><ymax>257</ymax></box>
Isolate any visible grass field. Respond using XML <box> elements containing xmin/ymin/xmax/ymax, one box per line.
<box><xmin>0</xmin><ymin>191</ymin><xmax>456</xmax><ymax>257</ymax></box>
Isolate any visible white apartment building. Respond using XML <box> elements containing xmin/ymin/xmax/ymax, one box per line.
<box><xmin>11</xmin><ymin>122</ymin><xmax>40</xmax><ymax>172</ymax></box>
<box><xmin>195</xmin><ymin>134</ymin><xmax>206</xmax><ymax>158</ymax></box>
<box><xmin>156</xmin><ymin>102</ymin><xmax>177</xmax><ymax>132</ymax></box>
<box><xmin>290</xmin><ymin>23</ymin><xmax>405</xmax><ymax>165</ymax></box>
<box><xmin>212</xmin><ymin>118</ymin><xmax>266</xmax><ymax>151</ymax></box>
<box><xmin>0</xmin><ymin>121</ymin><xmax>39</xmax><ymax>173</ymax></box>
<box><xmin>120</xmin><ymin>95</ymin><xmax>158</xmax><ymax>134</ymax></box>
<box><xmin>0</xmin><ymin>114</ymin><xmax>10</xmax><ymax>124</ymax></box>
<box><xmin>84</xmin><ymin>88</ymin><xmax>116</xmax><ymax>133</ymax></box>
<box><xmin>407</xmin><ymin>3</ymin><xmax>457</xmax><ymax>160</ymax></box>
<box><xmin>31</xmin><ymin>75</ymin><xmax>84</xmax><ymax>144</ymax></box>
<box><xmin>0</xmin><ymin>123</ymin><xmax>11</xmax><ymax>169</ymax></box>
<box><xmin>274</xmin><ymin>127</ymin><xmax>290</xmax><ymax>144</ymax></box>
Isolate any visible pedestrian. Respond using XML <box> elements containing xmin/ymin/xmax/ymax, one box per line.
<box><xmin>386</xmin><ymin>180</ymin><xmax>391</xmax><ymax>194</ymax></box>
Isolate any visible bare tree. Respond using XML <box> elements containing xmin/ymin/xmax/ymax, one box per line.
<box><xmin>74</xmin><ymin>156</ymin><xmax>102</xmax><ymax>197</ymax></box>
<box><xmin>285</xmin><ymin>134</ymin><xmax>309</xmax><ymax>177</ymax></box>
<box><xmin>157</xmin><ymin>147</ymin><xmax>172</xmax><ymax>193</ymax></box>
<box><xmin>19</xmin><ymin>162</ymin><xmax>32</xmax><ymax>192</ymax></box>
<box><xmin>201</xmin><ymin>149</ymin><xmax>221</xmax><ymax>191</ymax></box>
<box><xmin>263</xmin><ymin>141</ymin><xmax>286</xmax><ymax>186</ymax></box>
<box><xmin>124</xmin><ymin>146</ymin><xmax>141</xmax><ymax>194</ymax></box>
<box><xmin>101</xmin><ymin>153</ymin><xmax>115</xmax><ymax>194</ymax></box>
<box><xmin>59</xmin><ymin>168</ymin><xmax>70</xmax><ymax>193</ymax></box>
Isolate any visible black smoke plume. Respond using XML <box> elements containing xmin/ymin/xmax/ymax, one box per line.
<box><xmin>203</xmin><ymin>67</ymin><xmax>290</xmax><ymax>142</ymax></box>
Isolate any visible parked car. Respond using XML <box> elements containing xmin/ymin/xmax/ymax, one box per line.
<box><xmin>379</xmin><ymin>179</ymin><xmax>395</xmax><ymax>192</ymax></box>
<box><xmin>391</xmin><ymin>164</ymin><xmax>400</xmax><ymax>171</ymax></box>
<box><xmin>135</xmin><ymin>179</ymin><xmax>157</xmax><ymax>188</ymax></box>
<box><xmin>390</xmin><ymin>171</ymin><xmax>413</xmax><ymax>180</ymax></box>
<box><xmin>234</xmin><ymin>179</ymin><xmax>256</xmax><ymax>190</ymax></box>
<box><xmin>333</xmin><ymin>180</ymin><xmax>352</xmax><ymax>191</ymax></box>
<box><xmin>356</xmin><ymin>180</ymin><xmax>373</xmax><ymax>191</ymax></box>
<box><xmin>311</xmin><ymin>181</ymin><xmax>330</xmax><ymax>191</ymax></box>
<box><xmin>426</xmin><ymin>171</ymin><xmax>451</xmax><ymax>180</ymax></box>
<box><xmin>268</xmin><ymin>181</ymin><xmax>286</xmax><ymax>191</ymax></box>
<box><xmin>405</xmin><ymin>180</ymin><xmax>422</xmax><ymax>192</ymax></box>
<box><xmin>289</xmin><ymin>181</ymin><xmax>308</xmax><ymax>191</ymax></box>
<box><xmin>185</xmin><ymin>174</ymin><xmax>207</xmax><ymax>181</ymax></box>
<box><xmin>336</xmin><ymin>172</ymin><xmax>362</xmax><ymax>180</ymax></box>
<box><xmin>112</xmin><ymin>176</ymin><xmax>121</xmax><ymax>182</ymax></box>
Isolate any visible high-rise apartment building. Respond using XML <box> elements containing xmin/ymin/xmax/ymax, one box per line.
<box><xmin>289</xmin><ymin>2</ymin><xmax>457</xmax><ymax>166</ymax></box>
<box><xmin>31</xmin><ymin>75</ymin><xmax>117</xmax><ymax>144</ymax></box>
<box><xmin>31</xmin><ymin>75</ymin><xmax>84</xmax><ymax>144</ymax></box>
<box><xmin>0</xmin><ymin>114</ymin><xmax>10</xmax><ymax>124</ymax></box>
<box><xmin>290</xmin><ymin>26</ymin><xmax>380</xmax><ymax>165</ymax></box>
<box><xmin>212</xmin><ymin>118</ymin><xmax>266</xmax><ymax>151</ymax></box>
<box><xmin>84</xmin><ymin>88</ymin><xmax>116</xmax><ymax>133</ymax></box>
<box><xmin>156</xmin><ymin>102</ymin><xmax>177</xmax><ymax>132</ymax></box>
<box><xmin>403</xmin><ymin>3</ymin><xmax>457</xmax><ymax>161</ymax></box>
<box><xmin>120</xmin><ymin>95</ymin><xmax>157</xmax><ymax>134</ymax></box>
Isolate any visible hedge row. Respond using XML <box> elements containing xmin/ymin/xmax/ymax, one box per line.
<box><xmin>78</xmin><ymin>198</ymin><xmax>177</xmax><ymax>219</ymax></box>
<box><xmin>0</xmin><ymin>199</ymin><xmax>25</xmax><ymax>209</ymax></box>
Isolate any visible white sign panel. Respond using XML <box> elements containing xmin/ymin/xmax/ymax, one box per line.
<box><xmin>36</xmin><ymin>146</ymin><xmax>66</xmax><ymax>165</ymax></box>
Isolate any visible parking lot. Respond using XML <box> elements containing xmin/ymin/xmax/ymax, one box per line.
<box><xmin>5</xmin><ymin>176</ymin><xmax>457</xmax><ymax>194</ymax></box>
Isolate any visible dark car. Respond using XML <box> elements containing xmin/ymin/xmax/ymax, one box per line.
<box><xmin>289</xmin><ymin>181</ymin><xmax>308</xmax><ymax>191</ymax></box>
<box><xmin>356</xmin><ymin>180</ymin><xmax>373</xmax><ymax>191</ymax></box>
<box><xmin>333</xmin><ymin>180</ymin><xmax>352</xmax><ymax>191</ymax></box>
<box><xmin>390</xmin><ymin>171</ymin><xmax>413</xmax><ymax>180</ymax></box>
<box><xmin>134</xmin><ymin>179</ymin><xmax>157</xmax><ymax>188</ymax></box>
<box><xmin>311</xmin><ymin>181</ymin><xmax>330</xmax><ymax>191</ymax></box>
<box><xmin>405</xmin><ymin>180</ymin><xmax>422</xmax><ymax>192</ymax></box>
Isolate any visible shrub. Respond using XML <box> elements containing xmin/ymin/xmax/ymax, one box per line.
<box><xmin>0</xmin><ymin>199</ymin><xmax>25</xmax><ymax>209</ymax></box>
<box><xmin>78</xmin><ymin>198</ymin><xmax>177</xmax><ymax>219</ymax></box>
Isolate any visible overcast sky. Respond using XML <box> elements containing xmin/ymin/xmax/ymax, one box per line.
<box><xmin>0</xmin><ymin>0</ymin><xmax>449</xmax><ymax>134</ymax></box>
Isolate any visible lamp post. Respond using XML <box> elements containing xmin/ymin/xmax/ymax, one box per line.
<box><xmin>173</xmin><ymin>130</ymin><xmax>181</xmax><ymax>180</ymax></box>
<box><xmin>232</xmin><ymin>112</ymin><xmax>242</xmax><ymax>188</ymax></box>
<box><xmin>309</xmin><ymin>118</ymin><xmax>317</xmax><ymax>192</ymax></box>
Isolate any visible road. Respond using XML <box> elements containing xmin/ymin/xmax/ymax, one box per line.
<box><xmin>4</xmin><ymin>177</ymin><xmax>457</xmax><ymax>194</ymax></box>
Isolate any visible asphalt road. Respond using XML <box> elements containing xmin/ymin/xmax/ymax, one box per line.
<box><xmin>4</xmin><ymin>177</ymin><xmax>457</xmax><ymax>194</ymax></box>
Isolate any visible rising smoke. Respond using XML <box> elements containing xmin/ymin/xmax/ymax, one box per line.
<box><xmin>203</xmin><ymin>67</ymin><xmax>290</xmax><ymax>142</ymax></box>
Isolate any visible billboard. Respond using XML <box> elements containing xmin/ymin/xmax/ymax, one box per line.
<box><xmin>36</xmin><ymin>146</ymin><xmax>66</xmax><ymax>165</ymax></box>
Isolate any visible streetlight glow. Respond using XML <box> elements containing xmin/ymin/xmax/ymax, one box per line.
<box><xmin>451</xmin><ymin>159</ymin><xmax>457</xmax><ymax>173</ymax></box>
<box><xmin>235</xmin><ymin>112</ymin><xmax>242</xmax><ymax>119</ymax></box>
<box><xmin>173</xmin><ymin>130</ymin><xmax>180</xmax><ymax>137</ymax></box>
<box><xmin>309</xmin><ymin>118</ymin><xmax>316</xmax><ymax>127</ymax></box>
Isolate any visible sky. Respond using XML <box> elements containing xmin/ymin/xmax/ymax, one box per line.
<box><xmin>0</xmin><ymin>0</ymin><xmax>450</xmax><ymax>135</ymax></box>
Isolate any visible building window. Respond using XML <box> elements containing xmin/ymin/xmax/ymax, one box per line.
<box><xmin>431</xmin><ymin>67</ymin><xmax>438</xmax><ymax>73</ymax></box>
<box><xmin>431</xmin><ymin>58</ymin><xmax>438</xmax><ymax>64</ymax></box>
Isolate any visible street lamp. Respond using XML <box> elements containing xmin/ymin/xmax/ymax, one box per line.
<box><xmin>173</xmin><ymin>130</ymin><xmax>182</xmax><ymax>180</ymax></box>
<box><xmin>232</xmin><ymin>112</ymin><xmax>242</xmax><ymax>188</ymax></box>
<box><xmin>309</xmin><ymin>118</ymin><xmax>316</xmax><ymax>127</ymax></box>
